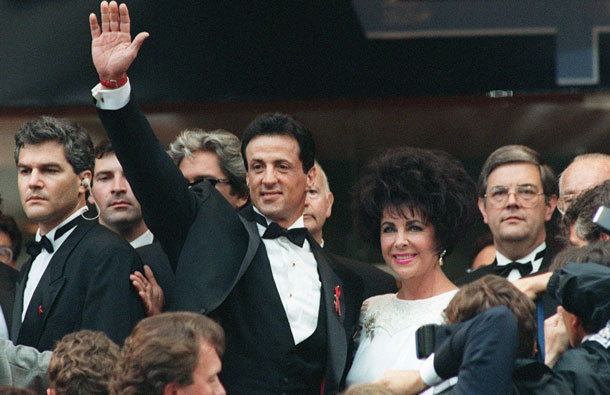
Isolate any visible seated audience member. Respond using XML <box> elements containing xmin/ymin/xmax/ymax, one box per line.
<box><xmin>304</xmin><ymin>161</ymin><xmax>397</xmax><ymax>298</ymax></box>
<box><xmin>556</xmin><ymin>153</ymin><xmax>610</xmax><ymax>215</ymax></box>
<box><xmin>91</xmin><ymin>139</ymin><xmax>173</xmax><ymax>315</ymax></box>
<box><xmin>546</xmin><ymin>262</ymin><xmax>610</xmax><ymax>394</ymax></box>
<box><xmin>47</xmin><ymin>330</ymin><xmax>119</xmax><ymax>395</ymax></box>
<box><xmin>560</xmin><ymin>180</ymin><xmax>610</xmax><ymax>247</ymax></box>
<box><xmin>0</xmin><ymin>340</ymin><xmax>51</xmax><ymax>392</ymax></box>
<box><xmin>168</xmin><ymin>128</ymin><xmax>248</xmax><ymax>209</ymax></box>
<box><xmin>111</xmin><ymin>312</ymin><xmax>225</xmax><ymax>395</ymax></box>
<box><xmin>0</xmin><ymin>213</ymin><xmax>22</xmax><ymax>269</ymax></box>
<box><xmin>346</xmin><ymin>147</ymin><xmax>477</xmax><ymax>388</ymax></box>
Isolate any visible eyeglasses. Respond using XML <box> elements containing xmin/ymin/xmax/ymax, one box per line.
<box><xmin>187</xmin><ymin>177</ymin><xmax>230</xmax><ymax>189</ymax></box>
<box><xmin>0</xmin><ymin>246</ymin><xmax>13</xmax><ymax>264</ymax></box>
<box><xmin>484</xmin><ymin>186</ymin><xmax>544</xmax><ymax>208</ymax></box>
<box><xmin>557</xmin><ymin>193</ymin><xmax>579</xmax><ymax>215</ymax></box>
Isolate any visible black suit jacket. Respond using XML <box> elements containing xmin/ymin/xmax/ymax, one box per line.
<box><xmin>11</xmin><ymin>218</ymin><xmax>145</xmax><ymax>351</ymax></box>
<box><xmin>327</xmin><ymin>253</ymin><xmax>397</xmax><ymax>300</ymax></box>
<box><xmin>0</xmin><ymin>264</ymin><xmax>18</xmax><ymax>334</ymax></box>
<box><xmin>98</xmin><ymin>98</ymin><xmax>365</xmax><ymax>394</ymax></box>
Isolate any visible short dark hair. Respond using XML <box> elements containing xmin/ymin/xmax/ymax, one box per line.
<box><xmin>112</xmin><ymin>312</ymin><xmax>225</xmax><ymax>395</ymax></box>
<box><xmin>352</xmin><ymin>147</ymin><xmax>477</xmax><ymax>255</ymax></box>
<box><xmin>48</xmin><ymin>330</ymin><xmax>120</xmax><ymax>395</ymax></box>
<box><xmin>478</xmin><ymin>145</ymin><xmax>557</xmax><ymax>201</ymax></box>
<box><xmin>0</xmin><ymin>214</ymin><xmax>21</xmax><ymax>262</ymax></box>
<box><xmin>561</xmin><ymin>180</ymin><xmax>610</xmax><ymax>244</ymax></box>
<box><xmin>94</xmin><ymin>139</ymin><xmax>115</xmax><ymax>160</ymax></box>
<box><xmin>168</xmin><ymin>128</ymin><xmax>248</xmax><ymax>198</ymax></box>
<box><xmin>550</xmin><ymin>240</ymin><xmax>610</xmax><ymax>271</ymax></box>
<box><xmin>14</xmin><ymin>116</ymin><xmax>94</xmax><ymax>175</ymax></box>
<box><xmin>444</xmin><ymin>275</ymin><xmax>537</xmax><ymax>359</ymax></box>
<box><xmin>241</xmin><ymin>113</ymin><xmax>315</xmax><ymax>173</ymax></box>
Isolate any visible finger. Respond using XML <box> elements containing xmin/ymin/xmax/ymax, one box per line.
<box><xmin>143</xmin><ymin>264</ymin><xmax>158</xmax><ymax>285</ymax></box>
<box><xmin>89</xmin><ymin>13</ymin><xmax>101</xmax><ymax>39</ymax></box>
<box><xmin>101</xmin><ymin>1</ymin><xmax>110</xmax><ymax>33</ymax></box>
<box><xmin>109</xmin><ymin>1</ymin><xmax>120</xmax><ymax>32</ymax></box>
<box><xmin>130</xmin><ymin>32</ymin><xmax>150</xmax><ymax>54</ymax></box>
<box><xmin>119</xmin><ymin>3</ymin><xmax>131</xmax><ymax>34</ymax></box>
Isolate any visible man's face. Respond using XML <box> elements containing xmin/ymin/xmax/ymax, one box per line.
<box><xmin>92</xmin><ymin>153</ymin><xmax>143</xmax><ymax>230</ymax></box>
<box><xmin>179</xmin><ymin>150</ymin><xmax>246</xmax><ymax>209</ymax></box>
<box><xmin>559</xmin><ymin>159</ymin><xmax>610</xmax><ymax>214</ymax></box>
<box><xmin>303</xmin><ymin>167</ymin><xmax>334</xmax><ymax>244</ymax></box>
<box><xmin>478</xmin><ymin>162</ymin><xmax>555</xmax><ymax>257</ymax></box>
<box><xmin>175</xmin><ymin>340</ymin><xmax>225</xmax><ymax>395</ymax></box>
<box><xmin>17</xmin><ymin>141</ymin><xmax>89</xmax><ymax>234</ymax></box>
<box><xmin>245</xmin><ymin>135</ymin><xmax>314</xmax><ymax>229</ymax></box>
<box><xmin>0</xmin><ymin>231</ymin><xmax>15</xmax><ymax>268</ymax></box>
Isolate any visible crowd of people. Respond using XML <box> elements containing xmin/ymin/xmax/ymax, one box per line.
<box><xmin>0</xmin><ymin>1</ymin><xmax>609</xmax><ymax>394</ymax></box>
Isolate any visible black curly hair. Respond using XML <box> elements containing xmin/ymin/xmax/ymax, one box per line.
<box><xmin>352</xmin><ymin>147</ymin><xmax>477</xmax><ymax>256</ymax></box>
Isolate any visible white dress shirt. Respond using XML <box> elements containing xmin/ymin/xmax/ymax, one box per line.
<box><xmin>496</xmin><ymin>241</ymin><xmax>546</xmax><ymax>282</ymax></box>
<box><xmin>254</xmin><ymin>207</ymin><xmax>321</xmax><ymax>345</ymax></box>
<box><xmin>22</xmin><ymin>207</ymin><xmax>88</xmax><ymax>322</ymax></box>
<box><xmin>130</xmin><ymin>229</ymin><xmax>154</xmax><ymax>249</ymax></box>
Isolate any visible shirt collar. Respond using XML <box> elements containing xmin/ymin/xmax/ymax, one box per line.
<box><xmin>252</xmin><ymin>206</ymin><xmax>305</xmax><ymax>230</ymax></box>
<box><xmin>36</xmin><ymin>206</ymin><xmax>88</xmax><ymax>248</ymax></box>
<box><xmin>496</xmin><ymin>242</ymin><xmax>546</xmax><ymax>267</ymax></box>
<box><xmin>130</xmin><ymin>230</ymin><xmax>154</xmax><ymax>249</ymax></box>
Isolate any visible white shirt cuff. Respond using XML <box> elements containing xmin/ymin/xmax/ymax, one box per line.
<box><xmin>92</xmin><ymin>80</ymin><xmax>132</xmax><ymax>110</ymax></box>
<box><xmin>420</xmin><ymin>353</ymin><xmax>443</xmax><ymax>386</ymax></box>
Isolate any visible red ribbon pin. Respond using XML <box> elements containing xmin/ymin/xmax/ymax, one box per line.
<box><xmin>334</xmin><ymin>285</ymin><xmax>341</xmax><ymax>316</ymax></box>
<box><xmin>38</xmin><ymin>305</ymin><xmax>43</xmax><ymax>316</ymax></box>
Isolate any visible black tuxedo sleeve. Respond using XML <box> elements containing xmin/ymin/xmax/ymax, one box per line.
<box><xmin>433</xmin><ymin>306</ymin><xmax>518</xmax><ymax>395</ymax></box>
<box><xmin>97</xmin><ymin>98</ymin><xmax>199</xmax><ymax>268</ymax></box>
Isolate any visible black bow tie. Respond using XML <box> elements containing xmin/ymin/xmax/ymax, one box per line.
<box><xmin>25</xmin><ymin>215</ymin><xmax>85</xmax><ymax>259</ymax></box>
<box><xmin>496</xmin><ymin>261</ymin><xmax>533</xmax><ymax>277</ymax></box>
<box><xmin>26</xmin><ymin>236</ymin><xmax>54</xmax><ymax>258</ymax></box>
<box><xmin>262</xmin><ymin>222</ymin><xmax>308</xmax><ymax>248</ymax></box>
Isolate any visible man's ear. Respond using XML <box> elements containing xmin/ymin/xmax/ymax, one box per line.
<box><xmin>47</xmin><ymin>388</ymin><xmax>56</xmax><ymax>395</ymax></box>
<box><xmin>478</xmin><ymin>197</ymin><xmax>489</xmax><ymax>224</ymax></box>
<box><xmin>326</xmin><ymin>191</ymin><xmax>334</xmax><ymax>219</ymax></box>
<box><xmin>600</xmin><ymin>232</ymin><xmax>610</xmax><ymax>242</ymax></box>
<box><xmin>164</xmin><ymin>382</ymin><xmax>179</xmax><ymax>395</ymax></box>
<box><xmin>544</xmin><ymin>194</ymin><xmax>558</xmax><ymax>221</ymax></box>
<box><xmin>78</xmin><ymin>170</ymin><xmax>93</xmax><ymax>195</ymax></box>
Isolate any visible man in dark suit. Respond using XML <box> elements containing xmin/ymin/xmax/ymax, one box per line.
<box><xmin>304</xmin><ymin>161</ymin><xmax>398</xmax><ymax>299</ymax></box>
<box><xmin>11</xmin><ymin>116</ymin><xmax>145</xmax><ymax>351</ymax></box>
<box><xmin>458</xmin><ymin>145</ymin><xmax>558</xmax><ymax>285</ymax></box>
<box><xmin>0</xmin><ymin>264</ymin><xmax>18</xmax><ymax>340</ymax></box>
<box><xmin>89</xmin><ymin>2</ymin><xmax>365</xmax><ymax>393</ymax></box>
<box><xmin>91</xmin><ymin>139</ymin><xmax>174</xmax><ymax>313</ymax></box>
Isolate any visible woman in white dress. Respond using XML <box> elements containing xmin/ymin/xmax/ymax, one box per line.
<box><xmin>346</xmin><ymin>147</ymin><xmax>477</xmax><ymax>391</ymax></box>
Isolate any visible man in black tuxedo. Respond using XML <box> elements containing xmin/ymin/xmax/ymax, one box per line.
<box><xmin>89</xmin><ymin>2</ymin><xmax>364</xmax><ymax>393</ymax></box>
<box><xmin>91</xmin><ymin>139</ymin><xmax>174</xmax><ymax>314</ymax></box>
<box><xmin>458</xmin><ymin>145</ymin><xmax>558</xmax><ymax>285</ymax></box>
<box><xmin>11</xmin><ymin>116</ymin><xmax>145</xmax><ymax>351</ymax></box>
<box><xmin>304</xmin><ymin>161</ymin><xmax>398</xmax><ymax>298</ymax></box>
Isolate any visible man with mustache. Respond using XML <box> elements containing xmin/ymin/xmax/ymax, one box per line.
<box><xmin>12</xmin><ymin>116</ymin><xmax>144</xmax><ymax>351</ymax></box>
<box><xmin>91</xmin><ymin>139</ymin><xmax>174</xmax><ymax>314</ymax></box>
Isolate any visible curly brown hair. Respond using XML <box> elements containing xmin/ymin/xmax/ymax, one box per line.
<box><xmin>111</xmin><ymin>312</ymin><xmax>225</xmax><ymax>395</ymax></box>
<box><xmin>444</xmin><ymin>275</ymin><xmax>536</xmax><ymax>358</ymax></box>
<box><xmin>48</xmin><ymin>330</ymin><xmax>120</xmax><ymax>395</ymax></box>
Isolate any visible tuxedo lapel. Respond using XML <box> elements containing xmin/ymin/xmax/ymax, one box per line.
<box><xmin>311</xmin><ymin>239</ymin><xmax>347</xmax><ymax>390</ymax></box>
<box><xmin>11</xmin><ymin>257</ymin><xmax>33</xmax><ymax>341</ymax></box>
<box><xmin>16</xmin><ymin>220</ymin><xmax>94</xmax><ymax>346</ymax></box>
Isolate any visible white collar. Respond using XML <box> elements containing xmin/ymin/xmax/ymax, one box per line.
<box><xmin>496</xmin><ymin>242</ymin><xmax>546</xmax><ymax>266</ymax></box>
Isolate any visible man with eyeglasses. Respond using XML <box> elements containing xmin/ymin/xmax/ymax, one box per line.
<box><xmin>168</xmin><ymin>128</ymin><xmax>249</xmax><ymax>210</ymax></box>
<box><xmin>557</xmin><ymin>153</ymin><xmax>610</xmax><ymax>216</ymax></box>
<box><xmin>458</xmin><ymin>145</ymin><xmax>558</xmax><ymax>285</ymax></box>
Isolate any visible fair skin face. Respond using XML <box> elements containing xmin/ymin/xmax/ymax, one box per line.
<box><xmin>471</xmin><ymin>244</ymin><xmax>496</xmax><ymax>270</ymax></box>
<box><xmin>0</xmin><ymin>232</ymin><xmax>16</xmax><ymax>269</ymax></box>
<box><xmin>164</xmin><ymin>340</ymin><xmax>226</xmax><ymax>395</ymax></box>
<box><xmin>245</xmin><ymin>135</ymin><xmax>315</xmax><ymax>229</ymax></box>
<box><xmin>92</xmin><ymin>152</ymin><xmax>147</xmax><ymax>242</ymax></box>
<box><xmin>558</xmin><ymin>305</ymin><xmax>587</xmax><ymax>348</ymax></box>
<box><xmin>380</xmin><ymin>206</ymin><xmax>456</xmax><ymax>300</ymax></box>
<box><xmin>179</xmin><ymin>151</ymin><xmax>247</xmax><ymax>210</ymax></box>
<box><xmin>559</xmin><ymin>158</ymin><xmax>610</xmax><ymax>209</ymax></box>
<box><xmin>479</xmin><ymin>162</ymin><xmax>556</xmax><ymax>261</ymax></box>
<box><xmin>303</xmin><ymin>166</ymin><xmax>334</xmax><ymax>245</ymax></box>
<box><xmin>17</xmin><ymin>141</ymin><xmax>90</xmax><ymax>235</ymax></box>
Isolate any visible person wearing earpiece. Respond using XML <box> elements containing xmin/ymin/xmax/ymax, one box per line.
<box><xmin>11</xmin><ymin>116</ymin><xmax>145</xmax><ymax>352</ymax></box>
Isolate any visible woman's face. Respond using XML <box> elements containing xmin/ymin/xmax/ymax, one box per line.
<box><xmin>380</xmin><ymin>205</ymin><xmax>440</xmax><ymax>281</ymax></box>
